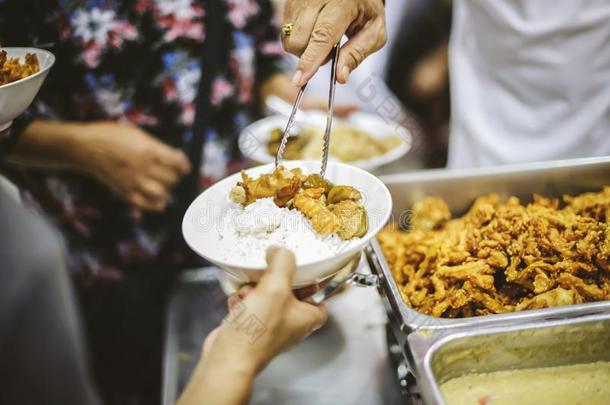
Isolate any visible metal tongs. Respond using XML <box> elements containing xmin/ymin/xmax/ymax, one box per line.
<box><xmin>274</xmin><ymin>44</ymin><xmax>340</xmax><ymax>177</ymax></box>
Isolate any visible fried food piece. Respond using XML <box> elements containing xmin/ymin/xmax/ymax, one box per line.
<box><xmin>327</xmin><ymin>185</ymin><xmax>362</xmax><ymax>204</ymax></box>
<box><xmin>378</xmin><ymin>187</ymin><xmax>610</xmax><ymax>318</ymax></box>
<box><xmin>230</xmin><ymin>165</ymin><xmax>303</xmax><ymax>207</ymax></box>
<box><xmin>515</xmin><ymin>287</ymin><xmax>580</xmax><ymax>311</ymax></box>
<box><xmin>329</xmin><ymin>200</ymin><xmax>368</xmax><ymax>239</ymax></box>
<box><xmin>0</xmin><ymin>50</ymin><xmax>40</xmax><ymax>86</ymax></box>
<box><xmin>303</xmin><ymin>174</ymin><xmax>334</xmax><ymax>195</ymax></box>
<box><xmin>293</xmin><ymin>192</ymin><xmax>341</xmax><ymax>235</ymax></box>
<box><xmin>228</xmin><ymin>185</ymin><xmax>246</xmax><ymax>205</ymax></box>
<box><xmin>266</xmin><ymin>128</ymin><xmax>311</xmax><ymax>160</ymax></box>
<box><xmin>410</xmin><ymin>196</ymin><xmax>450</xmax><ymax>231</ymax></box>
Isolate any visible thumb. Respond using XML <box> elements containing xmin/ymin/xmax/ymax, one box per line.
<box><xmin>259</xmin><ymin>246</ymin><xmax>297</xmax><ymax>293</ymax></box>
<box><xmin>336</xmin><ymin>18</ymin><xmax>387</xmax><ymax>84</ymax></box>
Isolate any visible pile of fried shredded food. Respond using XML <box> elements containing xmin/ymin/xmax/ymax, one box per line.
<box><xmin>229</xmin><ymin>166</ymin><xmax>368</xmax><ymax>240</ymax></box>
<box><xmin>0</xmin><ymin>50</ymin><xmax>40</xmax><ymax>86</ymax></box>
<box><xmin>378</xmin><ymin>187</ymin><xmax>610</xmax><ymax>318</ymax></box>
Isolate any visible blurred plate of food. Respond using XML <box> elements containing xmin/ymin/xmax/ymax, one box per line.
<box><xmin>238</xmin><ymin>111</ymin><xmax>412</xmax><ymax>171</ymax></box>
<box><xmin>0</xmin><ymin>47</ymin><xmax>55</xmax><ymax>131</ymax></box>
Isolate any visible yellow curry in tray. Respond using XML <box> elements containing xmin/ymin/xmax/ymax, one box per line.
<box><xmin>440</xmin><ymin>361</ymin><xmax>610</xmax><ymax>405</ymax></box>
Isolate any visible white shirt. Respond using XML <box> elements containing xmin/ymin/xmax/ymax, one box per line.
<box><xmin>448</xmin><ymin>0</ymin><xmax>610</xmax><ymax>168</ymax></box>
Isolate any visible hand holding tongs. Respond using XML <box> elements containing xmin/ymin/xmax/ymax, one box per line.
<box><xmin>274</xmin><ymin>43</ymin><xmax>340</xmax><ymax>178</ymax></box>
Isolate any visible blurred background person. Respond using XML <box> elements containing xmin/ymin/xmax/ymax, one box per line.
<box><xmin>0</xmin><ymin>1</ymin><xmax>338</xmax><ymax>404</ymax></box>
<box><xmin>386</xmin><ymin>0</ymin><xmax>452</xmax><ymax>168</ymax></box>
<box><xmin>0</xmin><ymin>185</ymin><xmax>102</xmax><ymax>405</ymax></box>
<box><xmin>447</xmin><ymin>0</ymin><xmax>610</xmax><ymax>167</ymax></box>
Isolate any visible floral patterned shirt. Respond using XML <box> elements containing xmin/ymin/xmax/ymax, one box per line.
<box><xmin>0</xmin><ymin>0</ymin><xmax>284</xmax><ymax>287</ymax></box>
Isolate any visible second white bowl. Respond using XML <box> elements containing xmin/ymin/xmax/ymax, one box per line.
<box><xmin>0</xmin><ymin>47</ymin><xmax>55</xmax><ymax>131</ymax></box>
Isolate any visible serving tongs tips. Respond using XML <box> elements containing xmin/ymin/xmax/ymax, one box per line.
<box><xmin>274</xmin><ymin>44</ymin><xmax>340</xmax><ymax>178</ymax></box>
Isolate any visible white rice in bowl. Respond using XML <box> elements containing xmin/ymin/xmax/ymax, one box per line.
<box><xmin>218</xmin><ymin>197</ymin><xmax>349</xmax><ymax>267</ymax></box>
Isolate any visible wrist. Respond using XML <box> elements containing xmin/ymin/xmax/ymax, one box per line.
<box><xmin>10</xmin><ymin>120</ymin><xmax>96</xmax><ymax>172</ymax></box>
<box><xmin>204</xmin><ymin>351</ymin><xmax>258</xmax><ymax>382</ymax></box>
<box><xmin>204</xmin><ymin>331</ymin><xmax>261</xmax><ymax>378</ymax></box>
<box><xmin>58</xmin><ymin>122</ymin><xmax>102</xmax><ymax>175</ymax></box>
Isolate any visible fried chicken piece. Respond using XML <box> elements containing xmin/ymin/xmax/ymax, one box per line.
<box><xmin>564</xmin><ymin>186</ymin><xmax>610</xmax><ymax>222</ymax></box>
<box><xmin>329</xmin><ymin>200</ymin><xmax>368</xmax><ymax>239</ymax></box>
<box><xmin>302</xmin><ymin>174</ymin><xmax>334</xmax><ymax>194</ymax></box>
<box><xmin>515</xmin><ymin>287</ymin><xmax>579</xmax><ymax>311</ymax></box>
<box><xmin>436</xmin><ymin>261</ymin><xmax>495</xmax><ymax>290</ymax></box>
<box><xmin>557</xmin><ymin>273</ymin><xmax>605</xmax><ymax>301</ymax></box>
<box><xmin>327</xmin><ymin>185</ymin><xmax>361</xmax><ymax>204</ymax></box>
<box><xmin>230</xmin><ymin>166</ymin><xmax>303</xmax><ymax>207</ymax></box>
<box><xmin>293</xmin><ymin>192</ymin><xmax>341</xmax><ymax>236</ymax></box>
<box><xmin>410</xmin><ymin>196</ymin><xmax>451</xmax><ymax>231</ymax></box>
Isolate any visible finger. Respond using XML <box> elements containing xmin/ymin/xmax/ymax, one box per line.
<box><xmin>227</xmin><ymin>293</ymin><xmax>242</xmax><ymax>312</ymax></box>
<box><xmin>155</xmin><ymin>146</ymin><xmax>192</xmax><ymax>175</ymax></box>
<box><xmin>294</xmin><ymin>4</ymin><xmax>355</xmax><ymax>86</ymax></box>
<box><xmin>149</xmin><ymin>166</ymin><xmax>180</xmax><ymax>187</ymax></box>
<box><xmin>336</xmin><ymin>18</ymin><xmax>387</xmax><ymax>84</ymax></box>
<box><xmin>295</xmin><ymin>301</ymin><xmax>328</xmax><ymax>332</ymax></box>
<box><xmin>226</xmin><ymin>285</ymin><xmax>255</xmax><ymax>311</ymax></box>
<box><xmin>137</xmin><ymin>179</ymin><xmax>169</xmax><ymax>211</ymax></box>
<box><xmin>138</xmin><ymin>178</ymin><xmax>168</xmax><ymax>201</ymax></box>
<box><xmin>127</xmin><ymin>191</ymin><xmax>164</xmax><ymax>211</ymax></box>
<box><xmin>259</xmin><ymin>246</ymin><xmax>297</xmax><ymax>293</ymax></box>
<box><xmin>282</xmin><ymin>4</ymin><xmax>320</xmax><ymax>57</ymax></box>
<box><xmin>237</xmin><ymin>284</ymin><xmax>255</xmax><ymax>299</ymax></box>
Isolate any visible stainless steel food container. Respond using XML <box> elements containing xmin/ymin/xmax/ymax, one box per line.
<box><xmin>369</xmin><ymin>156</ymin><xmax>610</xmax><ymax>336</ymax></box>
<box><xmin>407</xmin><ymin>312</ymin><xmax>610</xmax><ymax>404</ymax></box>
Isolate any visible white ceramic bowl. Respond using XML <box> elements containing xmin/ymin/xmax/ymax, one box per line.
<box><xmin>0</xmin><ymin>47</ymin><xmax>55</xmax><ymax>131</ymax></box>
<box><xmin>238</xmin><ymin>112</ymin><xmax>412</xmax><ymax>172</ymax></box>
<box><xmin>182</xmin><ymin>161</ymin><xmax>392</xmax><ymax>287</ymax></box>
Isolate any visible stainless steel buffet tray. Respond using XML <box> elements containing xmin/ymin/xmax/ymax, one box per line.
<box><xmin>407</xmin><ymin>312</ymin><xmax>610</xmax><ymax>405</ymax></box>
<box><xmin>368</xmin><ymin>156</ymin><xmax>610</xmax><ymax>335</ymax></box>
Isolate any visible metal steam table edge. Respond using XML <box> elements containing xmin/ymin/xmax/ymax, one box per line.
<box><xmin>378</xmin><ymin>156</ymin><xmax>610</xmax><ymax>186</ymax></box>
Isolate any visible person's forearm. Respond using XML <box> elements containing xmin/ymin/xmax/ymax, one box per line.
<box><xmin>177</xmin><ymin>347</ymin><xmax>256</xmax><ymax>405</ymax></box>
<box><xmin>5</xmin><ymin>120</ymin><xmax>95</xmax><ymax>173</ymax></box>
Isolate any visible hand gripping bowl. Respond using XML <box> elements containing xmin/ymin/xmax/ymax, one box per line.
<box><xmin>182</xmin><ymin>161</ymin><xmax>392</xmax><ymax>287</ymax></box>
<box><xmin>0</xmin><ymin>47</ymin><xmax>55</xmax><ymax>132</ymax></box>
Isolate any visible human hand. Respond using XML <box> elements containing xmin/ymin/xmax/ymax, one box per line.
<box><xmin>282</xmin><ymin>0</ymin><xmax>386</xmax><ymax>85</ymax></box>
<box><xmin>408</xmin><ymin>43</ymin><xmax>449</xmax><ymax>100</ymax></box>
<box><xmin>82</xmin><ymin>121</ymin><xmax>191</xmax><ymax>211</ymax></box>
<box><xmin>204</xmin><ymin>247</ymin><xmax>328</xmax><ymax>373</ymax></box>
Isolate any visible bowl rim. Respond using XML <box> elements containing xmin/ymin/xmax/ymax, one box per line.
<box><xmin>182</xmin><ymin>160</ymin><xmax>393</xmax><ymax>271</ymax></box>
<box><xmin>0</xmin><ymin>47</ymin><xmax>56</xmax><ymax>90</ymax></box>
